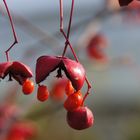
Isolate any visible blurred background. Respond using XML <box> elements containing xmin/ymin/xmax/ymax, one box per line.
<box><xmin>0</xmin><ymin>0</ymin><xmax>140</xmax><ymax>140</ymax></box>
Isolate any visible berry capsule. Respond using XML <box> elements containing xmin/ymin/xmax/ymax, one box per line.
<box><xmin>67</xmin><ymin>106</ymin><xmax>94</xmax><ymax>130</ymax></box>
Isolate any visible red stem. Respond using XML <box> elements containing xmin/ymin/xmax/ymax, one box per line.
<box><xmin>3</xmin><ymin>0</ymin><xmax>18</xmax><ymax>61</ymax></box>
<box><xmin>59</xmin><ymin>0</ymin><xmax>92</xmax><ymax>102</ymax></box>
<box><xmin>67</xmin><ymin>0</ymin><xmax>74</xmax><ymax>39</ymax></box>
<box><xmin>61</xmin><ymin>0</ymin><xmax>74</xmax><ymax>56</ymax></box>
<box><xmin>61</xmin><ymin>29</ymin><xmax>91</xmax><ymax>87</ymax></box>
<box><xmin>59</xmin><ymin>0</ymin><xmax>63</xmax><ymax>31</ymax></box>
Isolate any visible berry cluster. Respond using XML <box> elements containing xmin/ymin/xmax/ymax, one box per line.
<box><xmin>34</xmin><ymin>0</ymin><xmax>94</xmax><ymax>130</ymax></box>
<box><xmin>0</xmin><ymin>0</ymin><xmax>94</xmax><ymax>130</ymax></box>
<box><xmin>0</xmin><ymin>61</ymin><xmax>34</xmax><ymax>95</ymax></box>
<box><xmin>38</xmin><ymin>78</ymin><xmax>94</xmax><ymax>130</ymax></box>
<box><xmin>0</xmin><ymin>0</ymin><xmax>34</xmax><ymax>95</ymax></box>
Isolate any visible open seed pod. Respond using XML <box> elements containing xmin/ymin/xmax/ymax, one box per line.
<box><xmin>0</xmin><ymin>62</ymin><xmax>12</xmax><ymax>78</ymax></box>
<box><xmin>0</xmin><ymin>61</ymin><xmax>33</xmax><ymax>84</ymax></box>
<box><xmin>36</xmin><ymin>56</ymin><xmax>85</xmax><ymax>91</ymax></box>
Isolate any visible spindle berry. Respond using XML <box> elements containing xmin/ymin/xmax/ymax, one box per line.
<box><xmin>22</xmin><ymin>79</ymin><xmax>34</xmax><ymax>95</ymax></box>
<box><xmin>50</xmin><ymin>79</ymin><xmax>66</xmax><ymax>101</ymax></box>
<box><xmin>64</xmin><ymin>91</ymin><xmax>83</xmax><ymax>111</ymax></box>
<box><xmin>37</xmin><ymin>85</ymin><xmax>49</xmax><ymax>102</ymax></box>
<box><xmin>65</xmin><ymin>80</ymin><xmax>75</xmax><ymax>96</ymax></box>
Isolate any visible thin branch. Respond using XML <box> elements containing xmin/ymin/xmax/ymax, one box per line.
<box><xmin>3</xmin><ymin>0</ymin><xmax>18</xmax><ymax>61</ymax></box>
<box><xmin>59</xmin><ymin>0</ymin><xmax>92</xmax><ymax>102</ymax></box>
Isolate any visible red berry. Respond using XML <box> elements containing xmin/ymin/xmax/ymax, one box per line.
<box><xmin>37</xmin><ymin>85</ymin><xmax>49</xmax><ymax>102</ymax></box>
<box><xmin>22</xmin><ymin>79</ymin><xmax>34</xmax><ymax>95</ymax></box>
<box><xmin>87</xmin><ymin>33</ymin><xmax>107</xmax><ymax>61</ymax></box>
<box><xmin>7</xmin><ymin>121</ymin><xmax>36</xmax><ymax>140</ymax></box>
<box><xmin>65</xmin><ymin>80</ymin><xmax>74</xmax><ymax>96</ymax></box>
<box><xmin>50</xmin><ymin>82</ymin><xmax>65</xmax><ymax>101</ymax></box>
<box><xmin>67</xmin><ymin>106</ymin><xmax>94</xmax><ymax>130</ymax></box>
<box><xmin>64</xmin><ymin>91</ymin><xmax>83</xmax><ymax>111</ymax></box>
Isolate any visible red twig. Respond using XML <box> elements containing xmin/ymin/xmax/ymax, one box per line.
<box><xmin>59</xmin><ymin>0</ymin><xmax>92</xmax><ymax>102</ymax></box>
<box><xmin>61</xmin><ymin>0</ymin><xmax>74</xmax><ymax>56</ymax></box>
<box><xmin>3</xmin><ymin>0</ymin><xmax>18</xmax><ymax>61</ymax></box>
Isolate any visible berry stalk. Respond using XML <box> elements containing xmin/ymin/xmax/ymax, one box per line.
<box><xmin>60</xmin><ymin>0</ymin><xmax>74</xmax><ymax>57</ymax></box>
<box><xmin>59</xmin><ymin>0</ymin><xmax>92</xmax><ymax>102</ymax></box>
<box><xmin>3</xmin><ymin>0</ymin><xmax>18</xmax><ymax>61</ymax></box>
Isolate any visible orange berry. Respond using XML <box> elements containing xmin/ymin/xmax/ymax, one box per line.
<box><xmin>64</xmin><ymin>91</ymin><xmax>83</xmax><ymax>111</ymax></box>
<box><xmin>22</xmin><ymin>79</ymin><xmax>34</xmax><ymax>95</ymax></box>
<box><xmin>37</xmin><ymin>85</ymin><xmax>49</xmax><ymax>102</ymax></box>
<box><xmin>65</xmin><ymin>80</ymin><xmax>74</xmax><ymax>96</ymax></box>
<box><xmin>50</xmin><ymin>84</ymin><xmax>65</xmax><ymax>101</ymax></box>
